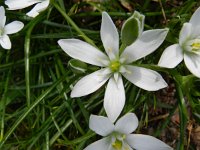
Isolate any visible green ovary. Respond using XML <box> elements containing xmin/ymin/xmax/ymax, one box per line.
<box><xmin>192</xmin><ymin>42</ymin><xmax>200</xmax><ymax>50</ymax></box>
<box><xmin>112</xmin><ymin>139</ymin><xmax>122</xmax><ymax>150</ymax></box>
<box><xmin>0</xmin><ymin>28</ymin><xmax>3</xmax><ymax>37</ymax></box>
<box><xmin>110</xmin><ymin>60</ymin><xmax>121</xmax><ymax>72</ymax></box>
<box><xmin>191</xmin><ymin>39</ymin><xmax>200</xmax><ymax>52</ymax></box>
<box><xmin>112</xmin><ymin>134</ymin><xmax>127</xmax><ymax>150</ymax></box>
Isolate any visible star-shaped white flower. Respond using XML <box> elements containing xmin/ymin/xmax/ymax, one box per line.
<box><xmin>158</xmin><ymin>7</ymin><xmax>200</xmax><ymax>78</ymax></box>
<box><xmin>84</xmin><ymin>113</ymin><xmax>173</xmax><ymax>150</ymax></box>
<box><xmin>58</xmin><ymin>12</ymin><xmax>168</xmax><ymax>122</ymax></box>
<box><xmin>0</xmin><ymin>6</ymin><xmax>24</xmax><ymax>49</ymax></box>
<box><xmin>5</xmin><ymin>0</ymin><xmax>49</xmax><ymax>18</ymax></box>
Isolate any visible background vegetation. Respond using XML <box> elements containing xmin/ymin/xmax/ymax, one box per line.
<box><xmin>0</xmin><ymin>0</ymin><xmax>200</xmax><ymax>149</ymax></box>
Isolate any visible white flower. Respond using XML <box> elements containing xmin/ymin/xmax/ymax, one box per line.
<box><xmin>0</xmin><ymin>6</ymin><xmax>24</xmax><ymax>49</ymax></box>
<box><xmin>58</xmin><ymin>12</ymin><xmax>168</xmax><ymax>122</ymax></box>
<box><xmin>5</xmin><ymin>0</ymin><xmax>49</xmax><ymax>18</ymax></box>
<box><xmin>84</xmin><ymin>113</ymin><xmax>173</xmax><ymax>150</ymax></box>
<box><xmin>158</xmin><ymin>7</ymin><xmax>200</xmax><ymax>78</ymax></box>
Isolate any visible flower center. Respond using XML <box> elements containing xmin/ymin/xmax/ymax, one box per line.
<box><xmin>112</xmin><ymin>133</ymin><xmax>127</xmax><ymax>150</ymax></box>
<box><xmin>0</xmin><ymin>28</ymin><xmax>4</xmax><ymax>37</ymax></box>
<box><xmin>112</xmin><ymin>139</ymin><xmax>122</xmax><ymax>150</ymax></box>
<box><xmin>110</xmin><ymin>60</ymin><xmax>121</xmax><ymax>72</ymax></box>
<box><xmin>191</xmin><ymin>39</ymin><xmax>200</xmax><ymax>51</ymax></box>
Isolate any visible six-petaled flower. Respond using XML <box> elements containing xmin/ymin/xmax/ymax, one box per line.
<box><xmin>158</xmin><ymin>7</ymin><xmax>200</xmax><ymax>78</ymax></box>
<box><xmin>58</xmin><ymin>12</ymin><xmax>168</xmax><ymax>122</ymax></box>
<box><xmin>0</xmin><ymin>6</ymin><xmax>24</xmax><ymax>49</ymax></box>
<box><xmin>5</xmin><ymin>0</ymin><xmax>49</xmax><ymax>18</ymax></box>
<box><xmin>84</xmin><ymin>113</ymin><xmax>173</xmax><ymax>150</ymax></box>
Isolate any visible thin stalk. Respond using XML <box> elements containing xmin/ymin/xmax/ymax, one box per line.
<box><xmin>0</xmin><ymin>72</ymin><xmax>69</xmax><ymax>148</ymax></box>
<box><xmin>45</xmin><ymin>132</ymin><xmax>50</xmax><ymax>150</ymax></box>
<box><xmin>0</xmin><ymin>49</ymin><xmax>61</xmax><ymax>70</ymax></box>
<box><xmin>174</xmin><ymin>73</ymin><xmax>188</xmax><ymax>150</ymax></box>
<box><xmin>24</xmin><ymin>14</ymin><xmax>45</xmax><ymax>107</ymax></box>
<box><xmin>24</xmin><ymin>29</ymin><xmax>31</xmax><ymax>107</ymax></box>
<box><xmin>0</xmin><ymin>51</ymin><xmax>11</xmax><ymax>141</ymax></box>
<box><xmin>176</xmin><ymin>83</ymin><xmax>188</xmax><ymax>150</ymax></box>
<box><xmin>53</xmin><ymin>2</ymin><xmax>95</xmax><ymax>46</ymax></box>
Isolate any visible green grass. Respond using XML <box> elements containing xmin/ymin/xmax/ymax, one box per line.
<box><xmin>0</xmin><ymin>0</ymin><xmax>200</xmax><ymax>149</ymax></box>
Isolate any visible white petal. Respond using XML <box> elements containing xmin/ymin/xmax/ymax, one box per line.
<box><xmin>133</xmin><ymin>11</ymin><xmax>145</xmax><ymax>35</ymax></box>
<box><xmin>58</xmin><ymin>39</ymin><xmax>109</xmax><ymax>67</ymax></box>
<box><xmin>89</xmin><ymin>115</ymin><xmax>114</xmax><ymax>136</ymax></box>
<box><xmin>0</xmin><ymin>6</ymin><xmax>5</xmax><ymax>19</ymax></box>
<box><xmin>104</xmin><ymin>76</ymin><xmax>125</xmax><ymax>123</ymax></box>
<box><xmin>0</xmin><ymin>6</ymin><xmax>6</xmax><ymax>28</ymax></box>
<box><xmin>4</xmin><ymin>21</ymin><xmax>24</xmax><ymax>35</ymax></box>
<box><xmin>101</xmin><ymin>12</ymin><xmax>119</xmax><ymax>60</ymax></box>
<box><xmin>0</xmin><ymin>35</ymin><xmax>11</xmax><ymax>49</ymax></box>
<box><xmin>122</xmin><ymin>143</ymin><xmax>133</xmax><ymax>150</ymax></box>
<box><xmin>121</xmin><ymin>29</ymin><xmax>169</xmax><ymax>63</ymax></box>
<box><xmin>115</xmin><ymin>113</ymin><xmax>138</xmax><ymax>134</ymax></box>
<box><xmin>71</xmin><ymin>68</ymin><xmax>110</xmax><ymax>97</ymax></box>
<box><xmin>126</xmin><ymin>134</ymin><xmax>173</xmax><ymax>150</ymax></box>
<box><xmin>84</xmin><ymin>137</ymin><xmax>111</xmax><ymax>150</ymax></box>
<box><xmin>190</xmin><ymin>7</ymin><xmax>200</xmax><ymax>25</ymax></box>
<box><xmin>122</xmin><ymin>65</ymin><xmax>167</xmax><ymax>91</ymax></box>
<box><xmin>5</xmin><ymin>0</ymin><xmax>40</xmax><ymax>10</ymax></box>
<box><xmin>26</xmin><ymin>0</ymin><xmax>49</xmax><ymax>18</ymax></box>
<box><xmin>179</xmin><ymin>23</ymin><xmax>192</xmax><ymax>45</ymax></box>
<box><xmin>158</xmin><ymin>44</ymin><xmax>183</xmax><ymax>68</ymax></box>
<box><xmin>184</xmin><ymin>53</ymin><xmax>200</xmax><ymax>78</ymax></box>
<box><xmin>189</xmin><ymin>7</ymin><xmax>200</xmax><ymax>37</ymax></box>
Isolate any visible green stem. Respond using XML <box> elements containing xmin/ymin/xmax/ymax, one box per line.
<box><xmin>0</xmin><ymin>49</ymin><xmax>62</xmax><ymax>70</ymax></box>
<box><xmin>53</xmin><ymin>2</ymin><xmax>95</xmax><ymax>46</ymax></box>
<box><xmin>24</xmin><ymin>14</ymin><xmax>45</xmax><ymax>107</ymax></box>
<box><xmin>0</xmin><ymin>51</ymin><xmax>11</xmax><ymax>142</ymax></box>
<box><xmin>24</xmin><ymin>31</ymin><xmax>31</xmax><ymax>107</ymax></box>
<box><xmin>175</xmin><ymin>78</ymin><xmax>188</xmax><ymax>150</ymax></box>
<box><xmin>0</xmin><ymin>72</ymin><xmax>69</xmax><ymax>148</ymax></box>
<box><xmin>65</xmin><ymin>101</ymin><xmax>85</xmax><ymax>135</ymax></box>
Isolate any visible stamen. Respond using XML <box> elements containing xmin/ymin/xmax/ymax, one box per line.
<box><xmin>110</xmin><ymin>60</ymin><xmax>121</xmax><ymax>72</ymax></box>
<box><xmin>96</xmin><ymin>70</ymin><xmax>111</xmax><ymax>82</ymax></box>
<box><xmin>0</xmin><ymin>28</ymin><xmax>4</xmax><ymax>36</ymax></box>
<box><xmin>119</xmin><ymin>66</ymin><xmax>132</xmax><ymax>74</ymax></box>
<box><xmin>114</xmin><ymin>72</ymin><xmax>119</xmax><ymax>83</ymax></box>
<box><xmin>192</xmin><ymin>42</ymin><xmax>200</xmax><ymax>50</ymax></box>
<box><xmin>191</xmin><ymin>39</ymin><xmax>200</xmax><ymax>52</ymax></box>
<box><xmin>122</xmin><ymin>134</ymin><xmax>126</xmax><ymax>140</ymax></box>
<box><xmin>97</xmin><ymin>57</ymin><xmax>110</xmax><ymax>66</ymax></box>
<box><xmin>112</xmin><ymin>139</ymin><xmax>122</xmax><ymax>150</ymax></box>
<box><xmin>119</xmin><ymin>57</ymin><xmax>127</xmax><ymax>63</ymax></box>
<box><xmin>107</xmin><ymin>47</ymin><xmax>113</xmax><ymax>52</ymax></box>
<box><xmin>126</xmin><ymin>69</ymin><xmax>132</xmax><ymax>74</ymax></box>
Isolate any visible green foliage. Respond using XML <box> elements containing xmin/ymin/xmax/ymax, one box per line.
<box><xmin>121</xmin><ymin>11</ymin><xmax>145</xmax><ymax>48</ymax></box>
<box><xmin>0</xmin><ymin>0</ymin><xmax>200</xmax><ymax>149</ymax></box>
<box><xmin>69</xmin><ymin>59</ymin><xmax>88</xmax><ymax>74</ymax></box>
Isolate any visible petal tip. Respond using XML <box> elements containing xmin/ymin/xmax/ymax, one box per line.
<box><xmin>70</xmin><ymin>90</ymin><xmax>78</xmax><ymax>98</ymax></box>
<box><xmin>163</xmin><ymin>28</ymin><xmax>169</xmax><ymax>35</ymax></box>
<box><xmin>57</xmin><ymin>39</ymin><xmax>62</xmax><ymax>45</ymax></box>
<box><xmin>102</xmin><ymin>11</ymin><xmax>109</xmax><ymax>16</ymax></box>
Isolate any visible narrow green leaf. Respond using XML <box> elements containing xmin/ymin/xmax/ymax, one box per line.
<box><xmin>121</xmin><ymin>17</ymin><xmax>139</xmax><ymax>46</ymax></box>
<box><xmin>121</xmin><ymin>11</ymin><xmax>145</xmax><ymax>47</ymax></box>
<box><xmin>69</xmin><ymin>59</ymin><xmax>88</xmax><ymax>74</ymax></box>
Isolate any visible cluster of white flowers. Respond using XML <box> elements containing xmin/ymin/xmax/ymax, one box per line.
<box><xmin>58</xmin><ymin>12</ymin><xmax>168</xmax><ymax>122</ymax></box>
<box><xmin>0</xmin><ymin>0</ymin><xmax>49</xmax><ymax>49</ymax></box>
<box><xmin>58</xmin><ymin>11</ymin><xmax>174</xmax><ymax>149</ymax></box>
<box><xmin>0</xmin><ymin>6</ymin><xmax>24</xmax><ymax>49</ymax></box>
<box><xmin>5</xmin><ymin>0</ymin><xmax>49</xmax><ymax>18</ymax></box>
<box><xmin>84</xmin><ymin>113</ymin><xmax>173</xmax><ymax>150</ymax></box>
<box><xmin>2</xmin><ymin>0</ymin><xmax>200</xmax><ymax>149</ymax></box>
<box><xmin>158</xmin><ymin>7</ymin><xmax>200</xmax><ymax>78</ymax></box>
